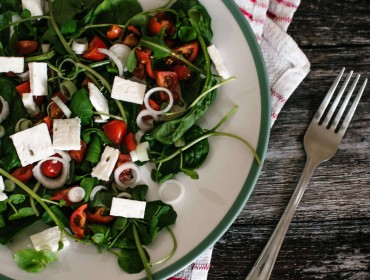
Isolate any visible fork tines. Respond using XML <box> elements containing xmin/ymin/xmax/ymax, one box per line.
<box><xmin>314</xmin><ymin>68</ymin><xmax>367</xmax><ymax>133</ymax></box>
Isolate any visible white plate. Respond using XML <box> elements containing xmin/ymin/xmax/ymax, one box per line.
<box><xmin>0</xmin><ymin>1</ymin><xmax>270</xmax><ymax>279</ymax></box>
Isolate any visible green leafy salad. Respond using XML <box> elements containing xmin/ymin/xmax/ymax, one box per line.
<box><xmin>0</xmin><ymin>0</ymin><xmax>259</xmax><ymax>278</ymax></box>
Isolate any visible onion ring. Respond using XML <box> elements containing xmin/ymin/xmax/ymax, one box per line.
<box><xmin>114</xmin><ymin>162</ymin><xmax>141</xmax><ymax>190</ymax></box>
<box><xmin>32</xmin><ymin>157</ymin><xmax>70</xmax><ymax>189</ymax></box>
<box><xmin>144</xmin><ymin>87</ymin><xmax>174</xmax><ymax>115</ymax></box>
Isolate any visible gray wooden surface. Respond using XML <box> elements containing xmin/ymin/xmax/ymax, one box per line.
<box><xmin>208</xmin><ymin>0</ymin><xmax>370</xmax><ymax>279</ymax></box>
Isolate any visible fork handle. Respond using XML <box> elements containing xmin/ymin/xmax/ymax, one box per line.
<box><xmin>245</xmin><ymin>157</ymin><xmax>318</xmax><ymax>280</ymax></box>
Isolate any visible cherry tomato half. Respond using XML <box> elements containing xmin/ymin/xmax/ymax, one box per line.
<box><xmin>135</xmin><ymin>48</ymin><xmax>156</xmax><ymax>79</ymax></box>
<box><xmin>82</xmin><ymin>36</ymin><xmax>107</xmax><ymax>61</ymax></box>
<box><xmin>40</xmin><ymin>159</ymin><xmax>63</xmax><ymax>178</ymax></box>
<box><xmin>171</xmin><ymin>64</ymin><xmax>193</xmax><ymax>81</ymax></box>
<box><xmin>86</xmin><ymin>207</ymin><xmax>115</xmax><ymax>224</ymax></box>
<box><xmin>147</xmin><ymin>12</ymin><xmax>176</xmax><ymax>37</ymax></box>
<box><xmin>11</xmin><ymin>165</ymin><xmax>33</xmax><ymax>183</ymax></box>
<box><xmin>106</xmin><ymin>24</ymin><xmax>123</xmax><ymax>40</ymax></box>
<box><xmin>70</xmin><ymin>204</ymin><xmax>87</xmax><ymax>238</ymax></box>
<box><xmin>102</xmin><ymin>120</ymin><xmax>127</xmax><ymax>146</ymax></box>
<box><xmin>156</xmin><ymin>71</ymin><xmax>178</xmax><ymax>92</ymax></box>
<box><xmin>124</xmin><ymin>132</ymin><xmax>136</xmax><ymax>152</ymax></box>
<box><xmin>15</xmin><ymin>40</ymin><xmax>38</xmax><ymax>55</ymax></box>
<box><xmin>173</xmin><ymin>41</ymin><xmax>199</xmax><ymax>62</ymax></box>
<box><xmin>68</xmin><ymin>140</ymin><xmax>87</xmax><ymax>162</ymax></box>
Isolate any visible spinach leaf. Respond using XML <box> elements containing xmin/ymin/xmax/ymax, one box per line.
<box><xmin>0</xmin><ymin>213</ymin><xmax>5</xmax><ymax>227</ymax></box>
<box><xmin>150</xmin><ymin>85</ymin><xmax>217</xmax><ymax>145</ymax></box>
<box><xmin>85</xmin><ymin>134</ymin><xmax>102</xmax><ymax>163</ymax></box>
<box><xmin>183</xmin><ymin>125</ymin><xmax>209</xmax><ymax>169</ymax></box>
<box><xmin>13</xmin><ymin>249</ymin><xmax>57</xmax><ymax>273</ymax></box>
<box><xmin>140</xmin><ymin>29</ymin><xmax>172</xmax><ymax>60</ymax></box>
<box><xmin>118</xmin><ymin>247</ymin><xmax>149</xmax><ymax>274</ymax></box>
<box><xmin>89</xmin><ymin>190</ymin><xmax>113</xmax><ymax>210</ymax></box>
<box><xmin>70</xmin><ymin>88</ymin><xmax>94</xmax><ymax>125</ymax></box>
<box><xmin>124</xmin><ymin>184</ymin><xmax>147</xmax><ymax>201</ymax></box>
<box><xmin>80</xmin><ymin>176</ymin><xmax>99</xmax><ymax>202</ymax></box>
<box><xmin>171</xmin><ymin>0</ymin><xmax>213</xmax><ymax>44</ymax></box>
<box><xmin>42</xmin><ymin>205</ymin><xmax>69</xmax><ymax>228</ymax></box>
<box><xmin>82</xmin><ymin>128</ymin><xmax>112</xmax><ymax>144</ymax></box>
<box><xmin>91</xmin><ymin>0</ymin><xmax>142</xmax><ymax>24</ymax></box>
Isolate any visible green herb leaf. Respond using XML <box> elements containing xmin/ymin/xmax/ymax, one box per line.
<box><xmin>8</xmin><ymin>207</ymin><xmax>35</xmax><ymax>221</ymax></box>
<box><xmin>91</xmin><ymin>0</ymin><xmax>142</xmax><ymax>24</ymax></box>
<box><xmin>13</xmin><ymin>249</ymin><xmax>57</xmax><ymax>273</ymax></box>
<box><xmin>70</xmin><ymin>88</ymin><xmax>94</xmax><ymax>126</ymax></box>
<box><xmin>118</xmin><ymin>247</ymin><xmax>149</xmax><ymax>274</ymax></box>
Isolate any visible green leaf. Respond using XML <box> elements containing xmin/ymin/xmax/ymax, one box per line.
<box><xmin>140</xmin><ymin>29</ymin><xmax>172</xmax><ymax>60</ymax></box>
<box><xmin>60</xmin><ymin>19</ymin><xmax>77</xmax><ymax>34</ymax></box>
<box><xmin>0</xmin><ymin>213</ymin><xmax>5</xmax><ymax>227</ymax></box>
<box><xmin>92</xmin><ymin>233</ymin><xmax>105</xmax><ymax>245</ymax></box>
<box><xmin>7</xmin><ymin>194</ymin><xmax>26</xmax><ymax>204</ymax></box>
<box><xmin>181</xmin><ymin>168</ymin><xmax>199</xmax><ymax>179</ymax></box>
<box><xmin>42</xmin><ymin>205</ymin><xmax>69</xmax><ymax>228</ymax></box>
<box><xmin>0</xmin><ymin>200</ymin><xmax>7</xmax><ymax>212</ymax></box>
<box><xmin>13</xmin><ymin>249</ymin><xmax>57</xmax><ymax>273</ymax></box>
<box><xmin>8</xmin><ymin>207</ymin><xmax>35</xmax><ymax>221</ymax></box>
<box><xmin>89</xmin><ymin>190</ymin><xmax>113</xmax><ymax>210</ymax></box>
<box><xmin>91</xmin><ymin>0</ymin><xmax>142</xmax><ymax>24</ymax></box>
<box><xmin>88</xmin><ymin>224</ymin><xmax>109</xmax><ymax>234</ymax></box>
<box><xmin>85</xmin><ymin>134</ymin><xmax>103</xmax><ymax>163</ymax></box>
<box><xmin>118</xmin><ymin>247</ymin><xmax>149</xmax><ymax>274</ymax></box>
<box><xmin>80</xmin><ymin>177</ymin><xmax>99</xmax><ymax>202</ymax></box>
<box><xmin>127</xmin><ymin>49</ymin><xmax>137</xmax><ymax>72</ymax></box>
<box><xmin>82</xmin><ymin>128</ymin><xmax>112</xmax><ymax>145</ymax></box>
<box><xmin>70</xmin><ymin>88</ymin><xmax>94</xmax><ymax>126</ymax></box>
<box><xmin>178</xmin><ymin>26</ymin><xmax>197</xmax><ymax>42</ymax></box>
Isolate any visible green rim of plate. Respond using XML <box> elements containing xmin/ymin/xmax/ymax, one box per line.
<box><xmin>152</xmin><ymin>1</ymin><xmax>271</xmax><ymax>279</ymax></box>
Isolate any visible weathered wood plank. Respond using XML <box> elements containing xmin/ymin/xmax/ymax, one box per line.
<box><xmin>208</xmin><ymin>0</ymin><xmax>370</xmax><ymax>278</ymax></box>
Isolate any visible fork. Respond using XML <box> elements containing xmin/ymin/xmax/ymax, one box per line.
<box><xmin>245</xmin><ymin>68</ymin><xmax>367</xmax><ymax>280</ymax></box>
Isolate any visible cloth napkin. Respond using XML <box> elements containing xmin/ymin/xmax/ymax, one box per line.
<box><xmin>169</xmin><ymin>0</ymin><xmax>310</xmax><ymax>279</ymax></box>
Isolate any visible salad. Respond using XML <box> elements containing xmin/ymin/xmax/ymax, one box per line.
<box><xmin>0</xmin><ymin>0</ymin><xmax>260</xmax><ymax>278</ymax></box>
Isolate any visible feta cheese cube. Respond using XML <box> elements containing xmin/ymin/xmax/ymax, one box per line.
<box><xmin>110</xmin><ymin>197</ymin><xmax>146</xmax><ymax>219</ymax></box>
<box><xmin>22</xmin><ymin>93</ymin><xmax>40</xmax><ymax>116</ymax></box>
<box><xmin>10</xmin><ymin>123</ymin><xmax>55</xmax><ymax>166</ymax></box>
<box><xmin>207</xmin><ymin>44</ymin><xmax>231</xmax><ymax>79</ymax></box>
<box><xmin>29</xmin><ymin>62</ymin><xmax>48</xmax><ymax>96</ymax></box>
<box><xmin>0</xmin><ymin>176</ymin><xmax>7</xmax><ymax>202</ymax></box>
<box><xmin>30</xmin><ymin>226</ymin><xmax>70</xmax><ymax>253</ymax></box>
<box><xmin>21</xmin><ymin>0</ymin><xmax>43</xmax><ymax>16</ymax></box>
<box><xmin>111</xmin><ymin>76</ymin><xmax>146</xmax><ymax>104</ymax></box>
<box><xmin>52</xmin><ymin>118</ymin><xmax>81</xmax><ymax>150</ymax></box>
<box><xmin>91</xmin><ymin>146</ymin><xmax>120</xmax><ymax>181</ymax></box>
<box><xmin>0</xmin><ymin>57</ymin><xmax>24</xmax><ymax>73</ymax></box>
<box><xmin>88</xmin><ymin>82</ymin><xmax>109</xmax><ymax>121</ymax></box>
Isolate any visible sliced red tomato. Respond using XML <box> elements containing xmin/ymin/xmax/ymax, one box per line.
<box><xmin>124</xmin><ymin>132</ymin><xmax>136</xmax><ymax>152</ymax></box>
<box><xmin>147</xmin><ymin>12</ymin><xmax>176</xmax><ymax>37</ymax></box>
<box><xmin>15</xmin><ymin>40</ymin><xmax>38</xmax><ymax>55</ymax></box>
<box><xmin>70</xmin><ymin>204</ymin><xmax>87</xmax><ymax>238</ymax></box>
<box><xmin>116</xmin><ymin>154</ymin><xmax>132</xmax><ymax>167</ymax></box>
<box><xmin>11</xmin><ymin>165</ymin><xmax>33</xmax><ymax>183</ymax></box>
<box><xmin>173</xmin><ymin>41</ymin><xmax>199</xmax><ymax>62</ymax></box>
<box><xmin>135</xmin><ymin>48</ymin><xmax>156</xmax><ymax>79</ymax></box>
<box><xmin>40</xmin><ymin>159</ymin><xmax>63</xmax><ymax>178</ymax></box>
<box><xmin>171</xmin><ymin>64</ymin><xmax>193</xmax><ymax>81</ymax></box>
<box><xmin>131</xmin><ymin>61</ymin><xmax>146</xmax><ymax>80</ymax></box>
<box><xmin>86</xmin><ymin>207</ymin><xmax>115</xmax><ymax>224</ymax></box>
<box><xmin>102</xmin><ymin>120</ymin><xmax>127</xmax><ymax>146</ymax></box>
<box><xmin>15</xmin><ymin>81</ymin><xmax>31</xmax><ymax>95</ymax></box>
<box><xmin>122</xmin><ymin>26</ymin><xmax>141</xmax><ymax>48</ymax></box>
<box><xmin>68</xmin><ymin>140</ymin><xmax>87</xmax><ymax>162</ymax></box>
<box><xmin>82</xmin><ymin>36</ymin><xmax>107</xmax><ymax>61</ymax></box>
<box><xmin>107</xmin><ymin>24</ymin><xmax>123</xmax><ymax>40</ymax></box>
<box><xmin>51</xmin><ymin>188</ymin><xmax>69</xmax><ymax>202</ymax></box>
<box><xmin>33</xmin><ymin>96</ymin><xmax>45</xmax><ymax>106</ymax></box>
<box><xmin>156</xmin><ymin>71</ymin><xmax>178</xmax><ymax>92</ymax></box>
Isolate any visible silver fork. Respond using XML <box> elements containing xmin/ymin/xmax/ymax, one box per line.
<box><xmin>245</xmin><ymin>68</ymin><xmax>367</xmax><ymax>280</ymax></box>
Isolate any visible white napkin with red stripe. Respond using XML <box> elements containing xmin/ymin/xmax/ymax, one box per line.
<box><xmin>169</xmin><ymin>0</ymin><xmax>310</xmax><ymax>279</ymax></box>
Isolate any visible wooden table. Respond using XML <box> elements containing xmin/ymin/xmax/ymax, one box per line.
<box><xmin>209</xmin><ymin>1</ymin><xmax>370</xmax><ymax>279</ymax></box>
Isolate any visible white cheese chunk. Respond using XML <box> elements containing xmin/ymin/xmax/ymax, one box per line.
<box><xmin>110</xmin><ymin>197</ymin><xmax>146</xmax><ymax>219</ymax></box>
<box><xmin>111</xmin><ymin>76</ymin><xmax>146</xmax><ymax>104</ymax></box>
<box><xmin>22</xmin><ymin>93</ymin><xmax>40</xmax><ymax>116</ymax></box>
<box><xmin>29</xmin><ymin>62</ymin><xmax>48</xmax><ymax>96</ymax></box>
<box><xmin>10</xmin><ymin>123</ymin><xmax>55</xmax><ymax>166</ymax></box>
<box><xmin>0</xmin><ymin>176</ymin><xmax>7</xmax><ymax>202</ymax></box>
<box><xmin>21</xmin><ymin>0</ymin><xmax>44</xmax><ymax>16</ymax></box>
<box><xmin>0</xmin><ymin>57</ymin><xmax>24</xmax><ymax>73</ymax></box>
<box><xmin>91</xmin><ymin>146</ymin><xmax>120</xmax><ymax>181</ymax></box>
<box><xmin>88</xmin><ymin>82</ymin><xmax>109</xmax><ymax>121</ymax></box>
<box><xmin>52</xmin><ymin>118</ymin><xmax>81</xmax><ymax>150</ymax></box>
<box><xmin>30</xmin><ymin>226</ymin><xmax>70</xmax><ymax>253</ymax></box>
<box><xmin>207</xmin><ymin>44</ymin><xmax>231</xmax><ymax>79</ymax></box>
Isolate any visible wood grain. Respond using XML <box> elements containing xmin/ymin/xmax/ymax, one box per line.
<box><xmin>208</xmin><ymin>0</ymin><xmax>370</xmax><ymax>279</ymax></box>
